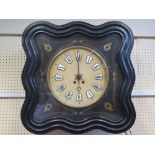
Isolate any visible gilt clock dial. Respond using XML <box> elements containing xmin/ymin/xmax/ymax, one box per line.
<box><xmin>21</xmin><ymin>21</ymin><xmax>136</xmax><ymax>134</ymax></box>
<box><xmin>48</xmin><ymin>47</ymin><xmax>109</xmax><ymax>108</ymax></box>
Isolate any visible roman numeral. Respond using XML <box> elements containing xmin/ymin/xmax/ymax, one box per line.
<box><xmin>76</xmin><ymin>93</ymin><xmax>83</xmax><ymax>102</ymax></box>
<box><xmin>86</xmin><ymin>90</ymin><xmax>94</xmax><ymax>99</ymax></box>
<box><xmin>65</xmin><ymin>56</ymin><xmax>73</xmax><ymax>64</ymax></box>
<box><xmin>65</xmin><ymin>91</ymin><xmax>73</xmax><ymax>99</ymax></box>
<box><xmin>58</xmin><ymin>84</ymin><xmax>66</xmax><ymax>92</ymax></box>
<box><xmin>93</xmin><ymin>84</ymin><xmax>101</xmax><ymax>91</ymax></box>
<box><xmin>76</xmin><ymin>51</ymin><xmax>82</xmax><ymax>61</ymax></box>
<box><xmin>57</xmin><ymin>64</ymin><xmax>65</xmax><ymax>71</ymax></box>
<box><xmin>86</xmin><ymin>55</ymin><xmax>93</xmax><ymax>64</ymax></box>
<box><xmin>55</xmin><ymin>74</ymin><xmax>63</xmax><ymax>81</ymax></box>
<box><xmin>93</xmin><ymin>63</ymin><xmax>100</xmax><ymax>71</ymax></box>
<box><xmin>95</xmin><ymin>74</ymin><xmax>103</xmax><ymax>80</ymax></box>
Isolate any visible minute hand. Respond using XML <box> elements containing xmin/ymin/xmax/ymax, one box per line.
<box><xmin>76</xmin><ymin>51</ymin><xmax>81</xmax><ymax>80</ymax></box>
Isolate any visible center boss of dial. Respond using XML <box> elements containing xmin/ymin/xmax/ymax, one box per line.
<box><xmin>48</xmin><ymin>46</ymin><xmax>109</xmax><ymax>108</ymax></box>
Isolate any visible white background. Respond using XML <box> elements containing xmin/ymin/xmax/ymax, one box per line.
<box><xmin>0</xmin><ymin>0</ymin><xmax>155</xmax><ymax>155</ymax></box>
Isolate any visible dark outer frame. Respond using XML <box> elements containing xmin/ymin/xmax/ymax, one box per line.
<box><xmin>21</xmin><ymin>21</ymin><xmax>136</xmax><ymax>134</ymax></box>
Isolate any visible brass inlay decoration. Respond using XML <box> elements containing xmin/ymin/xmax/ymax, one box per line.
<box><xmin>104</xmin><ymin>43</ymin><xmax>112</xmax><ymax>51</ymax></box>
<box><xmin>104</xmin><ymin>102</ymin><xmax>113</xmax><ymax>111</ymax></box>
<box><xmin>44</xmin><ymin>103</ymin><xmax>52</xmax><ymax>112</ymax></box>
<box><xmin>43</xmin><ymin>43</ymin><xmax>52</xmax><ymax>52</ymax></box>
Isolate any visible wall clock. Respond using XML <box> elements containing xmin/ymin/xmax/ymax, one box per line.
<box><xmin>21</xmin><ymin>21</ymin><xmax>136</xmax><ymax>134</ymax></box>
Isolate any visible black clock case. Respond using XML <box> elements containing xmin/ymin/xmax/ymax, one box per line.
<box><xmin>21</xmin><ymin>21</ymin><xmax>136</xmax><ymax>134</ymax></box>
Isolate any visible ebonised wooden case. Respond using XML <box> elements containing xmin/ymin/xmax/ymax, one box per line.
<box><xmin>21</xmin><ymin>21</ymin><xmax>136</xmax><ymax>134</ymax></box>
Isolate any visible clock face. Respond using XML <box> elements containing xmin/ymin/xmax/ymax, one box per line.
<box><xmin>48</xmin><ymin>46</ymin><xmax>109</xmax><ymax>108</ymax></box>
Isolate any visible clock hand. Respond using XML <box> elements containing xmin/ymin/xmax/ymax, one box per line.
<box><xmin>77</xmin><ymin>56</ymin><xmax>80</xmax><ymax>76</ymax></box>
<box><xmin>76</xmin><ymin>50</ymin><xmax>82</xmax><ymax>103</ymax></box>
<box><xmin>76</xmin><ymin>50</ymin><xmax>82</xmax><ymax>81</ymax></box>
